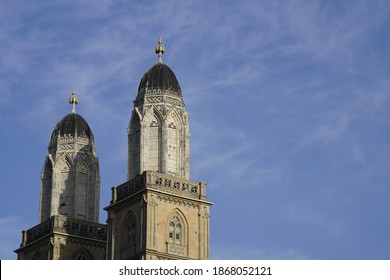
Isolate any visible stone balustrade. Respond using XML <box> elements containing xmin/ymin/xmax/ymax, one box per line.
<box><xmin>22</xmin><ymin>215</ymin><xmax>106</xmax><ymax>246</ymax></box>
<box><xmin>111</xmin><ymin>171</ymin><xmax>207</xmax><ymax>204</ymax></box>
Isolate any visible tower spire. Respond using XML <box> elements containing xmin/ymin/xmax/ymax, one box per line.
<box><xmin>69</xmin><ymin>88</ymin><xmax>79</xmax><ymax>114</ymax></box>
<box><xmin>155</xmin><ymin>36</ymin><xmax>165</xmax><ymax>64</ymax></box>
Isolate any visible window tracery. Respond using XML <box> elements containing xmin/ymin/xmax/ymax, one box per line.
<box><xmin>168</xmin><ymin>215</ymin><xmax>183</xmax><ymax>244</ymax></box>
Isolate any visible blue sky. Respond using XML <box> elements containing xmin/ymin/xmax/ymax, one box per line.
<box><xmin>1</xmin><ymin>0</ymin><xmax>390</xmax><ymax>260</ymax></box>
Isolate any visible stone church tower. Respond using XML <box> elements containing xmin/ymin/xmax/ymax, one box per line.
<box><xmin>15</xmin><ymin>90</ymin><xmax>107</xmax><ymax>260</ymax></box>
<box><xmin>15</xmin><ymin>39</ymin><xmax>212</xmax><ymax>260</ymax></box>
<box><xmin>104</xmin><ymin>38</ymin><xmax>213</xmax><ymax>260</ymax></box>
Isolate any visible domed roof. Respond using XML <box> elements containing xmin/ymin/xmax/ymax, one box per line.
<box><xmin>50</xmin><ymin>113</ymin><xmax>94</xmax><ymax>144</ymax></box>
<box><xmin>137</xmin><ymin>63</ymin><xmax>182</xmax><ymax>97</ymax></box>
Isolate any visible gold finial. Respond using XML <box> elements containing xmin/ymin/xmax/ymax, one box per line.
<box><xmin>68</xmin><ymin>88</ymin><xmax>78</xmax><ymax>113</ymax></box>
<box><xmin>155</xmin><ymin>36</ymin><xmax>165</xmax><ymax>64</ymax></box>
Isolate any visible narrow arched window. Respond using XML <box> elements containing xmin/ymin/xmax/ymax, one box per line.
<box><xmin>168</xmin><ymin>215</ymin><xmax>182</xmax><ymax>244</ymax></box>
<box><xmin>73</xmin><ymin>249</ymin><xmax>92</xmax><ymax>260</ymax></box>
<box><xmin>122</xmin><ymin>212</ymin><xmax>136</xmax><ymax>259</ymax></box>
<box><xmin>166</xmin><ymin>121</ymin><xmax>177</xmax><ymax>176</ymax></box>
<box><xmin>126</xmin><ymin>216</ymin><xmax>136</xmax><ymax>246</ymax></box>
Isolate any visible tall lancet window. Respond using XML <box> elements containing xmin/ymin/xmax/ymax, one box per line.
<box><xmin>168</xmin><ymin>215</ymin><xmax>183</xmax><ymax>244</ymax></box>
<box><xmin>59</xmin><ymin>170</ymin><xmax>70</xmax><ymax>216</ymax></box>
<box><xmin>128</xmin><ymin>113</ymin><xmax>141</xmax><ymax>178</ymax></box>
<box><xmin>148</xmin><ymin>117</ymin><xmax>160</xmax><ymax>172</ymax></box>
<box><xmin>76</xmin><ymin>162</ymin><xmax>88</xmax><ymax>220</ymax></box>
<box><xmin>126</xmin><ymin>217</ymin><xmax>136</xmax><ymax>246</ymax></box>
<box><xmin>167</xmin><ymin>121</ymin><xmax>177</xmax><ymax>176</ymax></box>
<box><xmin>122</xmin><ymin>212</ymin><xmax>136</xmax><ymax>259</ymax></box>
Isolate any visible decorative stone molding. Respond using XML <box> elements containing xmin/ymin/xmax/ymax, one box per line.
<box><xmin>59</xmin><ymin>143</ymin><xmax>74</xmax><ymax>150</ymax></box>
<box><xmin>146</xmin><ymin>96</ymin><xmax>164</xmax><ymax>103</ymax></box>
<box><xmin>58</xmin><ymin>135</ymin><xmax>74</xmax><ymax>142</ymax></box>
<box><xmin>146</xmin><ymin>88</ymin><xmax>181</xmax><ymax>97</ymax></box>
<box><xmin>167</xmin><ymin>242</ymin><xmax>187</xmax><ymax>256</ymax></box>
<box><xmin>135</xmin><ymin>95</ymin><xmax>184</xmax><ymax>109</ymax></box>
<box><xmin>201</xmin><ymin>207</ymin><xmax>210</xmax><ymax>218</ymax></box>
<box><xmin>165</xmin><ymin>96</ymin><xmax>183</xmax><ymax>107</ymax></box>
<box><xmin>67</xmin><ymin>239</ymin><xmax>106</xmax><ymax>249</ymax></box>
<box><xmin>156</xmin><ymin>195</ymin><xmax>200</xmax><ymax>209</ymax></box>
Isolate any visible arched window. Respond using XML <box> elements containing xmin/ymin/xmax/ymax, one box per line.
<box><xmin>59</xmin><ymin>169</ymin><xmax>70</xmax><ymax>216</ymax></box>
<box><xmin>73</xmin><ymin>249</ymin><xmax>92</xmax><ymax>260</ymax></box>
<box><xmin>126</xmin><ymin>215</ymin><xmax>136</xmax><ymax>246</ymax></box>
<box><xmin>148</xmin><ymin>115</ymin><xmax>160</xmax><ymax>172</ymax></box>
<box><xmin>128</xmin><ymin>113</ymin><xmax>141</xmax><ymax>178</ymax></box>
<box><xmin>76</xmin><ymin>162</ymin><xmax>88</xmax><ymax>220</ymax></box>
<box><xmin>166</xmin><ymin>121</ymin><xmax>177</xmax><ymax>176</ymax></box>
<box><xmin>122</xmin><ymin>212</ymin><xmax>136</xmax><ymax>259</ymax></box>
<box><xmin>168</xmin><ymin>215</ymin><xmax>183</xmax><ymax>244</ymax></box>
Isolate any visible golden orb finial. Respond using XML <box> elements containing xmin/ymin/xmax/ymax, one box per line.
<box><xmin>155</xmin><ymin>36</ymin><xmax>165</xmax><ymax>64</ymax></box>
<box><xmin>68</xmin><ymin>88</ymin><xmax>79</xmax><ymax>113</ymax></box>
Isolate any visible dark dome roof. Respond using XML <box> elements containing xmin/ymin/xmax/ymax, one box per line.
<box><xmin>50</xmin><ymin>113</ymin><xmax>94</xmax><ymax>143</ymax></box>
<box><xmin>137</xmin><ymin>63</ymin><xmax>182</xmax><ymax>97</ymax></box>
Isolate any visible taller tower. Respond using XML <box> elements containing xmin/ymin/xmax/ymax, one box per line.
<box><xmin>15</xmin><ymin>90</ymin><xmax>106</xmax><ymax>260</ymax></box>
<box><xmin>127</xmin><ymin>37</ymin><xmax>190</xmax><ymax>180</ymax></box>
<box><xmin>105</xmin><ymin>39</ymin><xmax>213</xmax><ymax>260</ymax></box>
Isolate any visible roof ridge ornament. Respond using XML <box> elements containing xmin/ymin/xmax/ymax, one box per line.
<box><xmin>155</xmin><ymin>36</ymin><xmax>165</xmax><ymax>64</ymax></box>
<box><xmin>69</xmin><ymin>88</ymin><xmax>79</xmax><ymax>114</ymax></box>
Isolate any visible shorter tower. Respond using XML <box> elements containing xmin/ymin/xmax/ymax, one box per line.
<box><xmin>15</xmin><ymin>90</ymin><xmax>106</xmax><ymax>260</ymax></box>
<box><xmin>39</xmin><ymin>89</ymin><xmax>100</xmax><ymax>223</ymax></box>
<box><xmin>105</xmin><ymin>39</ymin><xmax>212</xmax><ymax>260</ymax></box>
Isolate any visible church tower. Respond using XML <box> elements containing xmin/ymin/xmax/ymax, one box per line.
<box><xmin>127</xmin><ymin>38</ymin><xmax>190</xmax><ymax>180</ymax></box>
<box><xmin>15</xmin><ymin>90</ymin><xmax>106</xmax><ymax>260</ymax></box>
<box><xmin>39</xmin><ymin>89</ymin><xmax>100</xmax><ymax>223</ymax></box>
<box><xmin>105</xmin><ymin>38</ymin><xmax>213</xmax><ymax>260</ymax></box>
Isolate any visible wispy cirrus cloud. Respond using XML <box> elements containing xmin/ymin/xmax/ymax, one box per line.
<box><xmin>2</xmin><ymin>0</ymin><xmax>390</xmax><ymax>260</ymax></box>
